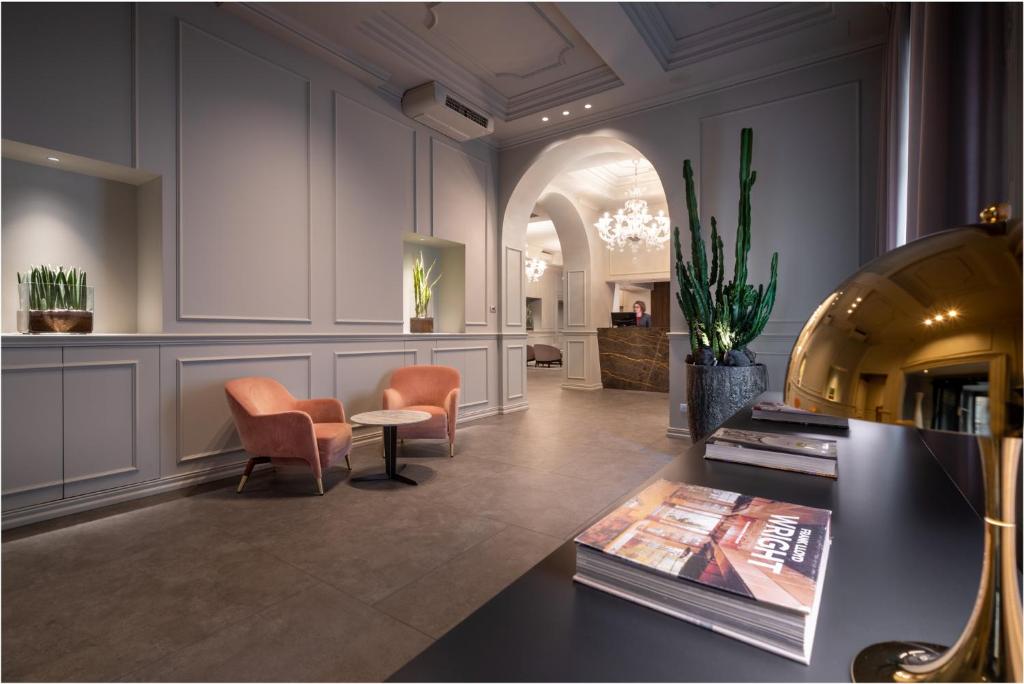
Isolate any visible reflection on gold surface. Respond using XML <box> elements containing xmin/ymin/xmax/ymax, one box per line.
<box><xmin>790</xmin><ymin>220</ymin><xmax>1023</xmax><ymax>681</ymax></box>
<box><xmin>785</xmin><ymin>221</ymin><xmax>1022</xmax><ymax>438</ymax></box>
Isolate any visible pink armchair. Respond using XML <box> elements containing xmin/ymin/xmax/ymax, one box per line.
<box><xmin>382</xmin><ymin>365</ymin><xmax>461</xmax><ymax>457</ymax></box>
<box><xmin>225</xmin><ymin>377</ymin><xmax>352</xmax><ymax>496</ymax></box>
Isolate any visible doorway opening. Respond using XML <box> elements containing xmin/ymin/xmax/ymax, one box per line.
<box><xmin>503</xmin><ymin>137</ymin><xmax>671</xmax><ymax>403</ymax></box>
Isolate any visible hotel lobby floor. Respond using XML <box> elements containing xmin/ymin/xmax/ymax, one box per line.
<box><xmin>1</xmin><ymin>368</ymin><xmax>678</xmax><ymax>682</ymax></box>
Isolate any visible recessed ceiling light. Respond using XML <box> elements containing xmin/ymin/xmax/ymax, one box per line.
<box><xmin>584</xmin><ymin>104</ymin><xmax>592</xmax><ymax>109</ymax></box>
<box><xmin>541</xmin><ymin>116</ymin><xmax>549</xmax><ymax>122</ymax></box>
<box><xmin>923</xmin><ymin>369</ymin><xmax>929</xmax><ymax>374</ymax></box>
<box><xmin>846</xmin><ymin>309</ymin><xmax>853</xmax><ymax>314</ymax></box>
<box><xmin>924</xmin><ymin>318</ymin><xmax>933</xmax><ymax>326</ymax></box>
<box><xmin>562</xmin><ymin>110</ymin><xmax>570</xmax><ymax>116</ymax></box>
<box><xmin>947</xmin><ymin>309</ymin><xmax>958</xmax><ymax>317</ymax></box>
<box><xmin>46</xmin><ymin>156</ymin><xmax>60</xmax><ymax>162</ymax></box>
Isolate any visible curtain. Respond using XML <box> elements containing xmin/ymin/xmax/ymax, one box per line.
<box><xmin>905</xmin><ymin>3</ymin><xmax>1015</xmax><ymax>242</ymax></box>
<box><xmin>879</xmin><ymin>3</ymin><xmax>1021</xmax><ymax>249</ymax></box>
<box><xmin>876</xmin><ymin>4</ymin><xmax>911</xmax><ymax>253</ymax></box>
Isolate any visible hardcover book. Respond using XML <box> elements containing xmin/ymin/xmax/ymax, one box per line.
<box><xmin>752</xmin><ymin>401</ymin><xmax>849</xmax><ymax>428</ymax></box>
<box><xmin>704</xmin><ymin>428</ymin><xmax>839</xmax><ymax>478</ymax></box>
<box><xmin>574</xmin><ymin>478</ymin><xmax>832</xmax><ymax>663</ymax></box>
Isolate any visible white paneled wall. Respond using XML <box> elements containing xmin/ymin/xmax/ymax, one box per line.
<box><xmin>334</xmin><ymin>93</ymin><xmax>415</xmax><ymax>326</ymax></box>
<box><xmin>2</xmin><ymin>333</ymin><xmax>506</xmax><ymax>528</ymax></box>
<box><xmin>431</xmin><ymin>139</ymin><xmax>490</xmax><ymax>326</ymax></box>
<box><xmin>177</xmin><ymin>23</ymin><xmax>312</xmax><ymax>322</ymax></box>
<box><xmin>130</xmin><ymin>3</ymin><xmax>499</xmax><ymax>333</ymax></box>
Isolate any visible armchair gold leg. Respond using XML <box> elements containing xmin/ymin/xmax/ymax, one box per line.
<box><xmin>236</xmin><ymin>475</ymin><xmax>249</xmax><ymax>493</ymax></box>
<box><xmin>315</xmin><ymin>477</ymin><xmax>324</xmax><ymax>496</ymax></box>
<box><xmin>449</xmin><ymin>441</ymin><xmax>455</xmax><ymax>458</ymax></box>
<box><xmin>345</xmin><ymin>453</ymin><xmax>352</xmax><ymax>470</ymax></box>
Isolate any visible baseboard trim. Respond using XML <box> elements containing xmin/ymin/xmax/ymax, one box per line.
<box><xmin>562</xmin><ymin>382</ymin><xmax>603</xmax><ymax>391</ymax></box>
<box><xmin>666</xmin><ymin>426</ymin><xmax>691</xmax><ymax>440</ymax></box>
<box><xmin>499</xmin><ymin>400</ymin><xmax>529</xmax><ymax>414</ymax></box>
<box><xmin>1</xmin><ymin>460</ymin><xmax>269</xmax><ymax>530</ymax></box>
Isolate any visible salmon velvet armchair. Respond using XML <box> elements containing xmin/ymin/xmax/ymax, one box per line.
<box><xmin>225</xmin><ymin>377</ymin><xmax>352</xmax><ymax>496</ymax></box>
<box><xmin>382</xmin><ymin>365</ymin><xmax>460</xmax><ymax>457</ymax></box>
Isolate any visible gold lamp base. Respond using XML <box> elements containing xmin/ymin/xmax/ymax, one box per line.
<box><xmin>851</xmin><ymin>642</ymin><xmax>947</xmax><ymax>682</ymax></box>
<box><xmin>849</xmin><ymin>437</ymin><xmax>1022</xmax><ymax>683</ymax></box>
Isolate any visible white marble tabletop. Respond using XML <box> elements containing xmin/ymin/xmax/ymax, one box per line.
<box><xmin>349</xmin><ymin>409</ymin><xmax>431</xmax><ymax>427</ymax></box>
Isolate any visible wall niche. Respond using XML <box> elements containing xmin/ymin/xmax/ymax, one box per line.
<box><xmin>402</xmin><ymin>234</ymin><xmax>465</xmax><ymax>334</ymax></box>
<box><xmin>1</xmin><ymin>140</ymin><xmax>163</xmax><ymax>333</ymax></box>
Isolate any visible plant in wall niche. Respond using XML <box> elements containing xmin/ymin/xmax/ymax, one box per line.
<box><xmin>410</xmin><ymin>251</ymin><xmax>441</xmax><ymax>333</ymax></box>
<box><xmin>16</xmin><ymin>265</ymin><xmax>95</xmax><ymax>334</ymax></box>
<box><xmin>672</xmin><ymin>128</ymin><xmax>778</xmax><ymax>440</ymax></box>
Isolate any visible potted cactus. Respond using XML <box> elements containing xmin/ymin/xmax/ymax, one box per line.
<box><xmin>674</xmin><ymin>128</ymin><xmax>778</xmax><ymax>441</ymax></box>
<box><xmin>410</xmin><ymin>251</ymin><xmax>441</xmax><ymax>333</ymax></box>
<box><xmin>16</xmin><ymin>265</ymin><xmax>95</xmax><ymax>333</ymax></box>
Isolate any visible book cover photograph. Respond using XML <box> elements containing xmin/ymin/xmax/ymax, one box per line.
<box><xmin>576</xmin><ymin>479</ymin><xmax>831</xmax><ymax>614</ymax></box>
<box><xmin>710</xmin><ymin>428</ymin><xmax>837</xmax><ymax>459</ymax></box>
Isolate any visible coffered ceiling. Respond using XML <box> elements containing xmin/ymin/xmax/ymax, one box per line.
<box><xmin>234</xmin><ymin>2</ymin><xmax>886</xmax><ymax>148</ymax></box>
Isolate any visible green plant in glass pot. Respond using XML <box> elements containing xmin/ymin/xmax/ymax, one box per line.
<box><xmin>410</xmin><ymin>251</ymin><xmax>441</xmax><ymax>333</ymax></box>
<box><xmin>16</xmin><ymin>264</ymin><xmax>94</xmax><ymax>333</ymax></box>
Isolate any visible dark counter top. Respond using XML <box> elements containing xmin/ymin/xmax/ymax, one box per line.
<box><xmin>597</xmin><ymin>326</ymin><xmax>669</xmax><ymax>392</ymax></box>
<box><xmin>390</xmin><ymin>409</ymin><xmax>983</xmax><ymax>682</ymax></box>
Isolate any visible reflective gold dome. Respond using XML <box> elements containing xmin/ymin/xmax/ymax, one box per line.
<box><xmin>784</xmin><ymin>221</ymin><xmax>1022</xmax><ymax>438</ymax></box>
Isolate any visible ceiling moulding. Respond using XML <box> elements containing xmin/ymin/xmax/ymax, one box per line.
<box><xmin>360</xmin><ymin>11</ymin><xmax>506</xmax><ymax>117</ymax></box>
<box><xmin>497</xmin><ymin>40</ymin><xmax>883</xmax><ymax>150</ymax></box>
<box><xmin>504</xmin><ymin>66</ymin><xmax>622</xmax><ymax>121</ymax></box>
<box><xmin>425</xmin><ymin>3</ymin><xmax>574</xmax><ymax>80</ymax></box>
<box><xmin>622</xmin><ymin>2</ymin><xmax>836</xmax><ymax>72</ymax></box>
<box><xmin>360</xmin><ymin>10</ymin><xmax>622</xmax><ymax>123</ymax></box>
<box><xmin>227</xmin><ymin>3</ymin><xmax>397</xmax><ymax>98</ymax></box>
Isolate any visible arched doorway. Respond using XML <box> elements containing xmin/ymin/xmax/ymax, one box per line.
<box><xmin>500</xmin><ymin>135</ymin><xmax>672</xmax><ymax>409</ymax></box>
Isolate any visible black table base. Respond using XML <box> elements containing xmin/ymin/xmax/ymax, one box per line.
<box><xmin>351</xmin><ymin>424</ymin><xmax>417</xmax><ymax>486</ymax></box>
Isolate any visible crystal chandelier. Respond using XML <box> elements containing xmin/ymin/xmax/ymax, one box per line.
<box><xmin>595</xmin><ymin>160</ymin><xmax>670</xmax><ymax>252</ymax></box>
<box><xmin>524</xmin><ymin>252</ymin><xmax>547</xmax><ymax>283</ymax></box>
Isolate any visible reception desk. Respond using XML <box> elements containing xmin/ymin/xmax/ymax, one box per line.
<box><xmin>596</xmin><ymin>326</ymin><xmax>669</xmax><ymax>392</ymax></box>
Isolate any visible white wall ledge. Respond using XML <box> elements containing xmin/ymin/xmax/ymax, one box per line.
<box><xmin>1</xmin><ymin>331</ymin><xmax>508</xmax><ymax>347</ymax></box>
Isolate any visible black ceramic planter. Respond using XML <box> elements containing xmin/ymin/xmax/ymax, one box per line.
<box><xmin>686</xmin><ymin>362</ymin><xmax>768</xmax><ymax>442</ymax></box>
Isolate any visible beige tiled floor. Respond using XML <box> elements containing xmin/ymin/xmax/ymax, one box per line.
<box><xmin>2</xmin><ymin>368</ymin><xmax>679</xmax><ymax>682</ymax></box>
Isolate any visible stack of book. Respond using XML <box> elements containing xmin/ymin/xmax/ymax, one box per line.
<box><xmin>704</xmin><ymin>428</ymin><xmax>839</xmax><ymax>478</ymax></box>
<box><xmin>752</xmin><ymin>401</ymin><xmax>849</xmax><ymax>428</ymax></box>
<box><xmin>574</xmin><ymin>479</ymin><xmax>832</xmax><ymax>664</ymax></box>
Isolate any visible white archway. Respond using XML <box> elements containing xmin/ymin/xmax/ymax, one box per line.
<box><xmin>499</xmin><ymin>135</ymin><xmax>671</xmax><ymax>408</ymax></box>
<box><xmin>533</xmin><ymin>191</ymin><xmax>600</xmax><ymax>389</ymax></box>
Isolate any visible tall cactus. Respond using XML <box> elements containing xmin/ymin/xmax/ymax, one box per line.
<box><xmin>673</xmin><ymin>128</ymin><xmax>778</xmax><ymax>363</ymax></box>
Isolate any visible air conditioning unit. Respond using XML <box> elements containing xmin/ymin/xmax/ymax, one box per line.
<box><xmin>402</xmin><ymin>82</ymin><xmax>494</xmax><ymax>142</ymax></box>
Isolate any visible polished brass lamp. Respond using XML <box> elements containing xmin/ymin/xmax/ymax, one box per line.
<box><xmin>784</xmin><ymin>211</ymin><xmax>1022</xmax><ymax>682</ymax></box>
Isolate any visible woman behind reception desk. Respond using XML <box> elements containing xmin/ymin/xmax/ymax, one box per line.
<box><xmin>633</xmin><ymin>301</ymin><xmax>652</xmax><ymax>327</ymax></box>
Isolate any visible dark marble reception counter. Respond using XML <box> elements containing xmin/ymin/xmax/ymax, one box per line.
<box><xmin>597</xmin><ymin>326</ymin><xmax>669</xmax><ymax>392</ymax></box>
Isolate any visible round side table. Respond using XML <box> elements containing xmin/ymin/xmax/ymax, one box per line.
<box><xmin>349</xmin><ymin>410</ymin><xmax>431</xmax><ymax>486</ymax></box>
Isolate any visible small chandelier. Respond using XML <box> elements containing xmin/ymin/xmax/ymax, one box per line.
<box><xmin>525</xmin><ymin>252</ymin><xmax>547</xmax><ymax>283</ymax></box>
<box><xmin>595</xmin><ymin>160</ymin><xmax>670</xmax><ymax>252</ymax></box>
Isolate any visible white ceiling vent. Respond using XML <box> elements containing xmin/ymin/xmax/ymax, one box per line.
<box><xmin>402</xmin><ymin>82</ymin><xmax>494</xmax><ymax>142</ymax></box>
